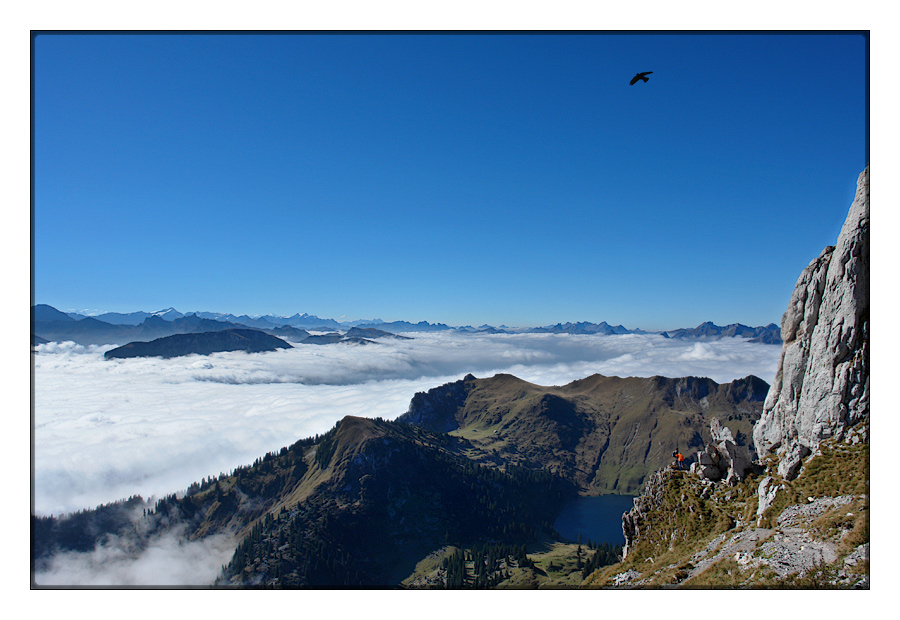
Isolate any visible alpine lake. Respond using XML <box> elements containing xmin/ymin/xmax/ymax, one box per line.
<box><xmin>552</xmin><ymin>495</ymin><xmax>636</xmax><ymax>545</ymax></box>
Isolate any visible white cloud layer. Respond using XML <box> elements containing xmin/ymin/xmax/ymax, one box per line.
<box><xmin>33</xmin><ymin>331</ymin><xmax>781</xmax><ymax>519</ymax></box>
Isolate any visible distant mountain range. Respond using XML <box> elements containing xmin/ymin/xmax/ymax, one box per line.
<box><xmin>661</xmin><ymin>321</ymin><xmax>781</xmax><ymax>343</ymax></box>
<box><xmin>32</xmin><ymin>304</ymin><xmax>424</xmax><ymax>351</ymax></box>
<box><xmin>32</xmin><ymin>304</ymin><xmax>782</xmax><ymax>347</ymax></box>
<box><xmin>529</xmin><ymin>321</ymin><xmax>648</xmax><ymax>336</ymax></box>
<box><xmin>32</xmin><ymin>308</ymin><xmax>251</xmax><ymax>347</ymax></box>
<box><xmin>90</xmin><ymin>308</ymin><xmax>186</xmax><ymax>325</ymax></box>
<box><xmin>61</xmin><ymin>307</ymin><xmax>346</xmax><ymax>330</ymax></box>
<box><xmin>345</xmin><ymin>327</ymin><xmax>413</xmax><ymax>340</ymax></box>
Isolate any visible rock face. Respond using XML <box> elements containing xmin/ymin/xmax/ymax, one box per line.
<box><xmin>690</xmin><ymin>418</ymin><xmax>756</xmax><ymax>486</ymax></box>
<box><xmin>753</xmin><ymin>167</ymin><xmax>869</xmax><ymax>479</ymax></box>
<box><xmin>398</xmin><ymin>374</ymin><xmax>476</xmax><ymax>433</ymax></box>
<box><xmin>621</xmin><ymin>467</ymin><xmax>669</xmax><ymax>559</ymax></box>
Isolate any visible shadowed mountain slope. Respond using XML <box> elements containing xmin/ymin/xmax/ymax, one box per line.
<box><xmin>34</xmin><ymin>415</ymin><xmax>571</xmax><ymax>587</ymax></box>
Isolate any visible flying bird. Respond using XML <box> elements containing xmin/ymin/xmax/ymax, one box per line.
<box><xmin>630</xmin><ymin>71</ymin><xmax>653</xmax><ymax>85</ymax></box>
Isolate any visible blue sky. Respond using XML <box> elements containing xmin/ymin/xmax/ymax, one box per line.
<box><xmin>32</xmin><ymin>32</ymin><xmax>867</xmax><ymax>330</ymax></box>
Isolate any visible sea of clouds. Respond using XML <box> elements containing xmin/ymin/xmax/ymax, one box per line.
<box><xmin>33</xmin><ymin>331</ymin><xmax>781</xmax><ymax>516</ymax></box>
<box><xmin>32</xmin><ymin>331</ymin><xmax>780</xmax><ymax>585</ymax></box>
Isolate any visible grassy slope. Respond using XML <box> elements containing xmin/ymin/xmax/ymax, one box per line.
<box><xmin>581</xmin><ymin>425</ymin><xmax>869</xmax><ymax>588</ymax></box>
<box><xmin>400</xmin><ymin>536</ymin><xmax>599</xmax><ymax>589</ymax></box>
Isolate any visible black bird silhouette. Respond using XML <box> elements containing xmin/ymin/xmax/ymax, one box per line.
<box><xmin>630</xmin><ymin>71</ymin><xmax>653</xmax><ymax>85</ymax></box>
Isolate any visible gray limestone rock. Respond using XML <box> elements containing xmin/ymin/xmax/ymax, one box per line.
<box><xmin>756</xmin><ymin>476</ymin><xmax>782</xmax><ymax>526</ymax></box>
<box><xmin>699</xmin><ymin>464</ymin><xmax>724</xmax><ymax>480</ymax></box>
<box><xmin>694</xmin><ymin>418</ymin><xmax>754</xmax><ymax>486</ymax></box>
<box><xmin>622</xmin><ymin>467</ymin><xmax>669</xmax><ymax>558</ymax></box>
<box><xmin>710</xmin><ymin>417</ymin><xmax>734</xmax><ymax>444</ymax></box>
<box><xmin>777</xmin><ymin>442</ymin><xmax>812</xmax><ymax>480</ymax></box>
<box><xmin>753</xmin><ymin>167</ymin><xmax>869</xmax><ymax>479</ymax></box>
<box><xmin>697</xmin><ymin>450</ymin><xmax>718</xmax><ymax>466</ymax></box>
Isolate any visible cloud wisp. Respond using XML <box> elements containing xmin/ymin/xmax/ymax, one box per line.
<box><xmin>33</xmin><ymin>519</ymin><xmax>237</xmax><ymax>586</ymax></box>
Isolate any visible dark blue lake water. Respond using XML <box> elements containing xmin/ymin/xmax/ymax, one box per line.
<box><xmin>553</xmin><ymin>495</ymin><xmax>636</xmax><ymax>545</ymax></box>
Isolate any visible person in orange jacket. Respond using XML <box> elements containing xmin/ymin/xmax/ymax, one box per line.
<box><xmin>673</xmin><ymin>450</ymin><xmax>685</xmax><ymax>470</ymax></box>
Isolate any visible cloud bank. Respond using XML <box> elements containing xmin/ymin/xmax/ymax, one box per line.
<box><xmin>33</xmin><ymin>331</ymin><xmax>780</xmax><ymax>519</ymax></box>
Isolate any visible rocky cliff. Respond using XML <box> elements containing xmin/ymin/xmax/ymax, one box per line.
<box><xmin>591</xmin><ymin>168</ymin><xmax>870</xmax><ymax>589</ymax></box>
<box><xmin>753</xmin><ymin>166</ymin><xmax>869</xmax><ymax>479</ymax></box>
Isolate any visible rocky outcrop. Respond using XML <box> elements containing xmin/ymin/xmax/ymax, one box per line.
<box><xmin>755</xmin><ymin>476</ymin><xmax>784</xmax><ymax>526</ymax></box>
<box><xmin>621</xmin><ymin>467</ymin><xmax>669</xmax><ymax>559</ymax></box>
<box><xmin>609</xmin><ymin>169</ymin><xmax>871</xmax><ymax>586</ymax></box>
<box><xmin>690</xmin><ymin>418</ymin><xmax>755</xmax><ymax>486</ymax></box>
<box><xmin>753</xmin><ymin>166</ymin><xmax>869</xmax><ymax>479</ymax></box>
<box><xmin>396</xmin><ymin>375</ymin><xmax>477</xmax><ymax>433</ymax></box>
<box><xmin>607</xmin><ymin>431</ymin><xmax>869</xmax><ymax>587</ymax></box>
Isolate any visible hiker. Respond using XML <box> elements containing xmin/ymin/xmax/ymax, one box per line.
<box><xmin>673</xmin><ymin>450</ymin><xmax>685</xmax><ymax>470</ymax></box>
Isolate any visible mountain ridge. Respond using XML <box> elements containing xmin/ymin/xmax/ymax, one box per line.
<box><xmin>104</xmin><ymin>329</ymin><xmax>293</xmax><ymax>359</ymax></box>
<box><xmin>397</xmin><ymin>372</ymin><xmax>768</xmax><ymax>495</ymax></box>
<box><xmin>33</xmin><ymin>306</ymin><xmax>782</xmax><ymax>347</ymax></box>
<box><xmin>32</xmin><ymin>369</ymin><xmax>765</xmax><ymax>586</ymax></box>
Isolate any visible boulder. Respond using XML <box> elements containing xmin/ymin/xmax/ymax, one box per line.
<box><xmin>694</xmin><ymin>419</ymin><xmax>754</xmax><ymax>486</ymax></box>
<box><xmin>695</xmin><ymin>463</ymin><xmax>724</xmax><ymax>480</ymax></box>
<box><xmin>697</xmin><ymin>450</ymin><xmax>718</xmax><ymax>466</ymax></box>
<box><xmin>776</xmin><ymin>442</ymin><xmax>812</xmax><ymax>480</ymax></box>
<box><xmin>710</xmin><ymin>418</ymin><xmax>734</xmax><ymax>444</ymax></box>
<box><xmin>756</xmin><ymin>476</ymin><xmax>781</xmax><ymax>525</ymax></box>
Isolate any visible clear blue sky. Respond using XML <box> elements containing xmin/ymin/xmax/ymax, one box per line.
<box><xmin>33</xmin><ymin>32</ymin><xmax>867</xmax><ymax>330</ymax></box>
